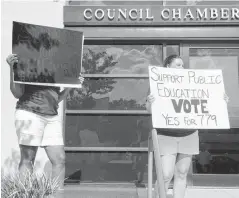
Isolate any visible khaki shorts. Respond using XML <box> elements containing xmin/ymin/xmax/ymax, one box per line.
<box><xmin>15</xmin><ymin>109</ymin><xmax>64</xmax><ymax>147</ymax></box>
<box><xmin>157</xmin><ymin>131</ymin><xmax>199</xmax><ymax>155</ymax></box>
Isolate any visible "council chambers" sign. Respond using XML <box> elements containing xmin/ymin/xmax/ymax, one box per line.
<box><xmin>64</xmin><ymin>5</ymin><xmax>239</xmax><ymax>26</ymax></box>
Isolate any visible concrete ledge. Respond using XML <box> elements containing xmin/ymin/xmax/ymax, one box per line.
<box><xmin>64</xmin><ymin>184</ymin><xmax>239</xmax><ymax>198</ymax></box>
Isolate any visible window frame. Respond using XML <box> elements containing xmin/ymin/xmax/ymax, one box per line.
<box><xmin>182</xmin><ymin>43</ymin><xmax>239</xmax><ymax>187</ymax></box>
<box><xmin>63</xmin><ymin>40</ymin><xmax>171</xmax><ymax>184</ymax></box>
<box><xmin>63</xmin><ymin>40</ymin><xmax>239</xmax><ymax>186</ymax></box>
<box><xmin>183</xmin><ymin>43</ymin><xmax>239</xmax><ymax>127</ymax></box>
<box><xmin>64</xmin><ymin>41</ymin><xmax>169</xmax><ymax>153</ymax></box>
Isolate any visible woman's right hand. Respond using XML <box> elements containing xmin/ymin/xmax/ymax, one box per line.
<box><xmin>6</xmin><ymin>54</ymin><xmax>18</xmax><ymax>68</ymax></box>
<box><xmin>146</xmin><ymin>94</ymin><xmax>156</xmax><ymax>104</ymax></box>
<box><xmin>6</xmin><ymin>54</ymin><xmax>25</xmax><ymax>98</ymax></box>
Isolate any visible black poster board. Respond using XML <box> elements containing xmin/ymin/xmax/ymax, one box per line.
<box><xmin>12</xmin><ymin>21</ymin><xmax>84</xmax><ymax>88</ymax></box>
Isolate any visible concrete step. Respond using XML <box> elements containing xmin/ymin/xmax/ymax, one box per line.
<box><xmin>65</xmin><ymin>184</ymin><xmax>139</xmax><ymax>198</ymax></box>
<box><xmin>64</xmin><ymin>184</ymin><xmax>239</xmax><ymax>198</ymax></box>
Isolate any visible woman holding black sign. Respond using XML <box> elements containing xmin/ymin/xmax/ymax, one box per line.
<box><xmin>6</xmin><ymin>54</ymin><xmax>84</xmax><ymax>194</ymax></box>
<box><xmin>146</xmin><ymin>54</ymin><xmax>228</xmax><ymax>198</ymax></box>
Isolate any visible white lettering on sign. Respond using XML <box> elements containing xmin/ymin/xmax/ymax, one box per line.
<box><xmin>220</xmin><ymin>8</ymin><xmax>229</xmax><ymax>19</ymax></box>
<box><xmin>129</xmin><ymin>9</ymin><xmax>137</xmax><ymax>20</ymax></box>
<box><xmin>83</xmin><ymin>8</ymin><xmax>92</xmax><ymax>20</ymax></box>
<box><xmin>232</xmin><ymin>8</ymin><xmax>239</xmax><ymax>19</ymax></box>
<box><xmin>184</xmin><ymin>9</ymin><xmax>194</xmax><ymax>20</ymax></box>
<box><xmin>146</xmin><ymin>8</ymin><xmax>154</xmax><ymax>20</ymax></box>
<box><xmin>161</xmin><ymin>9</ymin><xmax>170</xmax><ymax>20</ymax></box>
<box><xmin>108</xmin><ymin>9</ymin><xmax>115</xmax><ymax>20</ymax></box>
<box><xmin>210</xmin><ymin>8</ymin><xmax>218</xmax><ymax>19</ymax></box>
<box><xmin>95</xmin><ymin>9</ymin><xmax>104</xmax><ymax>20</ymax></box>
<box><xmin>196</xmin><ymin>8</ymin><xmax>208</xmax><ymax>20</ymax></box>
<box><xmin>118</xmin><ymin>9</ymin><xmax>127</xmax><ymax>20</ymax></box>
<box><xmin>172</xmin><ymin>9</ymin><xmax>181</xmax><ymax>20</ymax></box>
<box><xmin>82</xmin><ymin>7</ymin><xmax>239</xmax><ymax>22</ymax></box>
<box><xmin>139</xmin><ymin>8</ymin><xmax>143</xmax><ymax>20</ymax></box>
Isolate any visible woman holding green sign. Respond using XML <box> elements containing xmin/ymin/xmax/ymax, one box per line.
<box><xmin>146</xmin><ymin>54</ymin><xmax>228</xmax><ymax>198</ymax></box>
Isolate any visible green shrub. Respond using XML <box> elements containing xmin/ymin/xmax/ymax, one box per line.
<box><xmin>1</xmin><ymin>172</ymin><xmax>60</xmax><ymax>198</ymax></box>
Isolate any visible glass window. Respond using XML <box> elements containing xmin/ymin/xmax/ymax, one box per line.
<box><xmin>65</xmin><ymin>152</ymin><xmax>154</xmax><ymax>184</ymax></box>
<box><xmin>65</xmin><ymin>115</ymin><xmax>151</xmax><ymax>147</ymax></box>
<box><xmin>193</xmin><ymin>129</ymin><xmax>239</xmax><ymax>174</ymax></box>
<box><xmin>166</xmin><ymin>45</ymin><xmax>180</xmax><ymax>57</ymax></box>
<box><xmin>193</xmin><ymin>129</ymin><xmax>239</xmax><ymax>173</ymax></box>
<box><xmin>64</xmin><ymin>43</ymin><xmax>163</xmax><ymax>184</ymax></box>
<box><xmin>66</xmin><ymin>78</ymin><xmax>149</xmax><ymax>110</ymax></box>
<box><xmin>189</xmin><ymin>48</ymin><xmax>239</xmax><ymax>127</ymax></box>
<box><xmin>189</xmin><ymin>48</ymin><xmax>239</xmax><ymax>177</ymax></box>
<box><xmin>82</xmin><ymin>45</ymin><xmax>162</xmax><ymax>74</ymax></box>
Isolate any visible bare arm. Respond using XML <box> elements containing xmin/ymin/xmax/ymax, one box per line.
<box><xmin>58</xmin><ymin>75</ymin><xmax>84</xmax><ymax>103</ymax></box>
<box><xmin>146</xmin><ymin>89</ymin><xmax>153</xmax><ymax>113</ymax></box>
<box><xmin>58</xmin><ymin>88</ymin><xmax>71</xmax><ymax>103</ymax></box>
<box><xmin>7</xmin><ymin>54</ymin><xmax>25</xmax><ymax>99</ymax></box>
<box><xmin>146</xmin><ymin>99</ymin><xmax>152</xmax><ymax>113</ymax></box>
<box><xmin>10</xmin><ymin>67</ymin><xmax>25</xmax><ymax>98</ymax></box>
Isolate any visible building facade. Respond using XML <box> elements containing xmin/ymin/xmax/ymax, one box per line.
<box><xmin>63</xmin><ymin>0</ymin><xmax>239</xmax><ymax>187</ymax></box>
<box><xmin>1</xmin><ymin>0</ymin><xmax>239</xmax><ymax>189</ymax></box>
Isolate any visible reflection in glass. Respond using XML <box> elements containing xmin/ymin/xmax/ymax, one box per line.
<box><xmin>82</xmin><ymin>45</ymin><xmax>162</xmax><ymax>74</ymax></box>
<box><xmin>190</xmin><ymin>49</ymin><xmax>239</xmax><ymax>175</ymax></box>
<box><xmin>65</xmin><ymin>152</ymin><xmax>156</xmax><ymax>184</ymax></box>
<box><xmin>193</xmin><ymin>129</ymin><xmax>239</xmax><ymax>174</ymax></box>
<box><xmin>166</xmin><ymin>45</ymin><xmax>180</xmax><ymax>57</ymax></box>
<box><xmin>66</xmin><ymin>78</ymin><xmax>149</xmax><ymax>110</ymax></box>
<box><xmin>65</xmin><ymin>115</ymin><xmax>151</xmax><ymax>147</ymax></box>
<box><xmin>189</xmin><ymin>48</ymin><xmax>239</xmax><ymax>125</ymax></box>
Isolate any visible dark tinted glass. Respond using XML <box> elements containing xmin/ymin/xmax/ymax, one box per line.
<box><xmin>189</xmin><ymin>48</ymin><xmax>239</xmax><ymax>126</ymax></box>
<box><xmin>166</xmin><ymin>45</ymin><xmax>180</xmax><ymax>57</ymax></box>
<box><xmin>66</xmin><ymin>78</ymin><xmax>149</xmax><ymax>110</ymax></box>
<box><xmin>193</xmin><ymin>129</ymin><xmax>239</xmax><ymax>175</ymax></box>
<box><xmin>65</xmin><ymin>115</ymin><xmax>151</xmax><ymax>147</ymax></box>
<box><xmin>82</xmin><ymin>45</ymin><xmax>162</xmax><ymax>74</ymax></box>
<box><xmin>65</xmin><ymin>152</ymin><xmax>156</xmax><ymax>184</ymax></box>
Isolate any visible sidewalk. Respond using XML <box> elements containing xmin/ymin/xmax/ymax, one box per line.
<box><xmin>138</xmin><ymin>188</ymin><xmax>239</xmax><ymax>198</ymax></box>
<box><xmin>185</xmin><ymin>188</ymin><xmax>239</xmax><ymax>198</ymax></box>
<box><xmin>64</xmin><ymin>184</ymin><xmax>239</xmax><ymax>198</ymax></box>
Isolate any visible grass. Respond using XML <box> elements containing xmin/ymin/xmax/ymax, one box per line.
<box><xmin>1</xmin><ymin>171</ymin><xmax>60</xmax><ymax>198</ymax></box>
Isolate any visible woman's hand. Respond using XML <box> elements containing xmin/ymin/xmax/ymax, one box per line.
<box><xmin>78</xmin><ymin>74</ymin><xmax>84</xmax><ymax>85</ymax></box>
<box><xmin>6</xmin><ymin>54</ymin><xmax>18</xmax><ymax>68</ymax></box>
<box><xmin>224</xmin><ymin>93</ymin><xmax>229</xmax><ymax>103</ymax></box>
<box><xmin>6</xmin><ymin>54</ymin><xmax>25</xmax><ymax>98</ymax></box>
<box><xmin>146</xmin><ymin>94</ymin><xmax>156</xmax><ymax>104</ymax></box>
<box><xmin>58</xmin><ymin>74</ymin><xmax>84</xmax><ymax>103</ymax></box>
<box><xmin>146</xmin><ymin>94</ymin><xmax>155</xmax><ymax>113</ymax></box>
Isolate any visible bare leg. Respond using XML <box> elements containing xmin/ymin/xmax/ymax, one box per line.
<box><xmin>173</xmin><ymin>154</ymin><xmax>192</xmax><ymax>198</ymax></box>
<box><xmin>19</xmin><ymin>145</ymin><xmax>38</xmax><ymax>177</ymax></box>
<box><xmin>44</xmin><ymin>145</ymin><xmax>65</xmax><ymax>190</ymax></box>
<box><xmin>161</xmin><ymin>154</ymin><xmax>177</xmax><ymax>192</ymax></box>
<box><xmin>154</xmin><ymin>154</ymin><xmax>176</xmax><ymax>198</ymax></box>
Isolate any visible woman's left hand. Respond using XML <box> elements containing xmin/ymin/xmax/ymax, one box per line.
<box><xmin>61</xmin><ymin>74</ymin><xmax>84</xmax><ymax>92</ymax></box>
<box><xmin>224</xmin><ymin>93</ymin><xmax>229</xmax><ymax>103</ymax></box>
<box><xmin>78</xmin><ymin>73</ymin><xmax>84</xmax><ymax>84</ymax></box>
